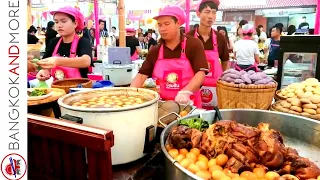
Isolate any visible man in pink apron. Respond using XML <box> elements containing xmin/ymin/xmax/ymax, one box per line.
<box><xmin>130</xmin><ymin>6</ymin><xmax>209</xmax><ymax>107</ymax></box>
<box><xmin>234</xmin><ymin>24</ymin><xmax>260</xmax><ymax>72</ymax></box>
<box><xmin>187</xmin><ymin>0</ymin><xmax>230</xmax><ymax>109</ymax></box>
<box><xmin>36</xmin><ymin>6</ymin><xmax>92</xmax><ymax>81</ymax></box>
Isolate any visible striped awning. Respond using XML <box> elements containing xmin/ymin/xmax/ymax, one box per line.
<box><xmin>187</xmin><ymin>0</ymin><xmax>317</xmax><ymax>10</ymax></box>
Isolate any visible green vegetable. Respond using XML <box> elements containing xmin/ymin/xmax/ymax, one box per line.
<box><xmin>178</xmin><ymin>118</ymin><xmax>209</xmax><ymax>131</ymax></box>
<box><xmin>29</xmin><ymin>89</ymin><xmax>47</xmax><ymax>96</ymax></box>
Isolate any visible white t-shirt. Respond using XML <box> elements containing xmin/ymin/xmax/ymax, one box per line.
<box><xmin>234</xmin><ymin>39</ymin><xmax>260</xmax><ymax>65</ymax></box>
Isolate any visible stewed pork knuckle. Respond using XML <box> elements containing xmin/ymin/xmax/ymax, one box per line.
<box><xmin>168</xmin><ymin>120</ymin><xmax>320</xmax><ymax>179</ymax></box>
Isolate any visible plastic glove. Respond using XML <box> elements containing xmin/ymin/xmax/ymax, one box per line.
<box><xmin>36</xmin><ymin>69</ymin><xmax>51</xmax><ymax>81</ymax></box>
<box><xmin>175</xmin><ymin>91</ymin><xmax>193</xmax><ymax>105</ymax></box>
<box><xmin>37</xmin><ymin>57</ymin><xmax>58</xmax><ymax>69</ymax></box>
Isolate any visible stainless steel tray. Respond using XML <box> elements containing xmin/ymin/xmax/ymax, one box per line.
<box><xmin>160</xmin><ymin>109</ymin><xmax>320</xmax><ymax>180</ymax></box>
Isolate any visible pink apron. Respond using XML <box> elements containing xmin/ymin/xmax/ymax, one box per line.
<box><xmin>51</xmin><ymin>34</ymin><xmax>82</xmax><ymax>80</ymax></box>
<box><xmin>152</xmin><ymin>38</ymin><xmax>202</xmax><ymax>108</ymax></box>
<box><xmin>131</xmin><ymin>51</ymin><xmax>138</xmax><ymax>61</ymax></box>
<box><xmin>194</xmin><ymin>29</ymin><xmax>223</xmax><ymax>109</ymax></box>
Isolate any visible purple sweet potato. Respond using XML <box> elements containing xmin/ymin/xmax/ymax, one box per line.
<box><xmin>267</xmin><ymin>81</ymin><xmax>276</xmax><ymax>85</ymax></box>
<box><xmin>254</xmin><ymin>79</ymin><xmax>269</xmax><ymax>85</ymax></box>
<box><xmin>225</xmin><ymin>77</ymin><xmax>235</xmax><ymax>82</ymax></box>
<box><xmin>256</xmin><ymin>72</ymin><xmax>267</xmax><ymax>78</ymax></box>
<box><xmin>239</xmin><ymin>70</ymin><xmax>247</xmax><ymax>75</ymax></box>
<box><xmin>247</xmin><ymin>70</ymin><xmax>255</xmax><ymax>75</ymax></box>
<box><xmin>234</xmin><ymin>79</ymin><xmax>245</xmax><ymax>84</ymax></box>
<box><xmin>248</xmin><ymin>74</ymin><xmax>263</xmax><ymax>81</ymax></box>
<box><xmin>240</xmin><ymin>74</ymin><xmax>252</xmax><ymax>84</ymax></box>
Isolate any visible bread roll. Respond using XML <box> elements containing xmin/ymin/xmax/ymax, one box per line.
<box><xmin>303</xmin><ymin>108</ymin><xmax>317</xmax><ymax>115</ymax></box>
<box><xmin>300</xmin><ymin>98</ymin><xmax>312</xmax><ymax>104</ymax></box>
<box><xmin>302</xmin><ymin>104</ymin><xmax>317</xmax><ymax>109</ymax></box>
<box><xmin>290</xmin><ymin>99</ymin><xmax>301</xmax><ymax>107</ymax></box>
<box><xmin>280</xmin><ymin>101</ymin><xmax>291</xmax><ymax>108</ymax></box>
<box><xmin>309</xmin><ymin>95</ymin><xmax>320</xmax><ymax>104</ymax></box>
<box><xmin>301</xmin><ymin>112</ymin><xmax>311</xmax><ymax>116</ymax></box>
<box><xmin>290</xmin><ymin>106</ymin><xmax>302</xmax><ymax>113</ymax></box>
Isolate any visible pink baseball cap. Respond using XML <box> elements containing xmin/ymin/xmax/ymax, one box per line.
<box><xmin>126</xmin><ymin>28</ymin><xmax>135</xmax><ymax>33</ymax></box>
<box><xmin>197</xmin><ymin>0</ymin><xmax>220</xmax><ymax>12</ymax></box>
<box><xmin>153</xmin><ymin>5</ymin><xmax>186</xmax><ymax>25</ymax></box>
<box><xmin>50</xmin><ymin>6</ymin><xmax>85</xmax><ymax>32</ymax></box>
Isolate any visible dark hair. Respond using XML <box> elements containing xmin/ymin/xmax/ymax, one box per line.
<box><xmin>236</xmin><ymin>27</ymin><xmax>242</xmax><ymax>36</ymax></box>
<box><xmin>99</xmin><ymin>19</ymin><xmax>105</xmax><ymax>25</ymax></box>
<box><xmin>28</xmin><ymin>27</ymin><xmax>37</xmax><ymax>34</ymax></box>
<box><xmin>47</xmin><ymin>21</ymin><xmax>55</xmax><ymax>30</ymax></box>
<box><xmin>194</xmin><ymin>24</ymin><xmax>199</xmax><ymax>28</ymax></box>
<box><xmin>257</xmin><ymin>25</ymin><xmax>263</xmax><ymax>29</ymax></box>
<box><xmin>198</xmin><ymin>1</ymin><xmax>218</xmax><ymax>12</ymax></box>
<box><xmin>287</xmin><ymin>25</ymin><xmax>296</xmax><ymax>35</ymax></box>
<box><xmin>112</xmin><ymin>26</ymin><xmax>116</xmax><ymax>30</ymax></box>
<box><xmin>217</xmin><ymin>26</ymin><xmax>221</xmax><ymax>31</ymax></box>
<box><xmin>239</xmin><ymin>20</ymin><xmax>248</xmax><ymax>27</ymax></box>
<box><xmin>302</xmin><ymin>16</ymin><xmax>306</xmax><ymax>19</ymax></box>
<box><xmin>256</xmin><ymin>27</ymin><xmax>261</xmax><ymax>38</ymax></box>
<box><xmin>218</xmin><ymin>26</ymin><xmax>229</xmax><ymax>46</ymax></box>
<box><xmin>274</xmin><ymin>23</ymin><xmax>284</xmax><ymax>29</ymax></box>
<box><xmin>272</xmin><ymin>26</ymin><xmax>283</xmax><ymax>34</ymax></box>
<box><xmin>138</xmin><ymin>33</ymin><xmax>144</xmax><ymax>37</ymax></box>
<box><xmin>180</xmin><ymin>26</ymin><xmax>185</xmax><ymax>33</ymax></box>
<box><xmin>267</xmin><ymin>27</ymin><xmax>272</xmax><ymax>38</ymax></box>
<box><xmin>172</xmin><ymin>17</ymin><xmax>178</xmax><ymax>23</ymax></box>
<box><xmin>41</xmin><ymin>27</ymin><xmax>46</xmax><ymax>31</ymax></box>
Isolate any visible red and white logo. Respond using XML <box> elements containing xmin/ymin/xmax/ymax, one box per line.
<box><xmin>1</xmin><ymin>154</ymin><xmax>27</xmax><ymax>180</ymax></box>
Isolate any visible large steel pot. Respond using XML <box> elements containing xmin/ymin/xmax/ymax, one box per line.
<box><xmin>160</xmin><ymin>109</ymin><xmax>320</xmax><ymax>180</ymax></box>
<box><xmin>58</xmin><ymin>87</ymin><xmax>159</xmax><ymax>165</ymax></box>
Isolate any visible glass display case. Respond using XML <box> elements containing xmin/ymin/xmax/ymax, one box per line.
<box><xmin>277</xmin><ymin>36</ymin><xmax>320</xmax><ymax>89</ymax></box>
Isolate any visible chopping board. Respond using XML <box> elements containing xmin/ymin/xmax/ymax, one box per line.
<box><xmin>28</xmin><ymin>88</ymin><xmax>66</xmax><ymax>106</ymax></box>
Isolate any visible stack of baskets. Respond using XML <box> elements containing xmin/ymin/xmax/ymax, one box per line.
<box><xmin>216</xmin><ymin>80</ymin><xmax>277</xmax><ymax>110</ymax></box>
<box><xmin>51</xmin><ymin>78</ymin><xmax>93</xmax><ymax>93</ymax></box>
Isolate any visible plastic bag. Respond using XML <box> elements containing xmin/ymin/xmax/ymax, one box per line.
<box><xmin>36</xmin><ymin>81</ymin><xmax>48</xmax><ymax>88</ymax></box>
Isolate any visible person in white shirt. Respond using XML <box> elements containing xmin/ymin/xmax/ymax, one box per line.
<box><xmin>234</xmin><ymin>24</ymin><xmax>260</xmax><ymax>71</ymax></box>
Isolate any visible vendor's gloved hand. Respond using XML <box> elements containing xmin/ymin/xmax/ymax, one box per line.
<box><xmin>36</xmin><ymin>69</ymin><xmax>51</xmax><ymax>81</ymax></box>
<box><xmin>175</xmin><ymin>91</ymin><xmax>193</xmax><ymax>104</ymax></box>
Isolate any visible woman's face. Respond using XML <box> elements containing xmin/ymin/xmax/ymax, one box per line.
<box><xmin>90</xmin><ymin>29</ymin><xmax>95</xmax><ymax>37</ymax></box>
<box><xmin>138</xmin><ymin>35</ymin><xmax>144</xmax><ymax>42</ymax></box>
<box><xmin>237</xmin><ymin>28</ymin><xmax>243</xmax><ymax>36</ymax></box>
<box><xmin>54</xmin><ymin>12</ymin><xmax>77</xmax><ymax>36</ymax></box>
<box><xmin>218</xmin><ymin>30</ymin><xmax>226</xmax><ymax>36</ymax></box>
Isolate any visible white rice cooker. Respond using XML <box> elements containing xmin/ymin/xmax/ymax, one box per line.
<box><xmin>102</xmin><ymin>63</ymin><xmax>135</xmax><ymax>86</ymax></box>
<box><xmin>57</xmin><ymin>88</ymin><xmax>159</xmax><ymax>165</ymax></box>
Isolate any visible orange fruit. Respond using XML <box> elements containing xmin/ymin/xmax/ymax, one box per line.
<box><xmin>209</xmin><ymin>165</ymin><xmax>223</xmax><ymax>172</ymax></box>
<box><xmin>179</xmin><ymin>148</ymin><xmax>188</xmax><ymax>156</ymax></box>
<box><xmin>174</xmin><ymin>154</ymin><xmax>185</xmax><ymax>163</ymax></box>
<box><xmin>208</xmin><ymin>159</ymin><xmax>217</xmax><ymax>168</ymax></box>
<box><xmin>216</xmin><ymin>154</ymin><xmax>228</xmax><ymax>167</ymax></box>
<box><xmin>196</xmin><ymin>160</ymin><xmax>208</xmax><ymax>171</ymax></box>
<box><xmin>179</xmin><ymin>158</ymin><xmax>190</xmax><ymax>168</ymax></box>
<box><xmin>179</xmin><ymin>110</ymin><xmax>188</xmax><ymax>117</ymax></box>
<box><xmin>187</xmin><ymin>164</ymin><xmax>201</xmax><ymax>174</ymax></box>
<box><xmin>186</xmin><ymin>152</ymin><xmax>197</xmax><ymax>162</ymax></box>
<box><xmin>198</xmin><ymin>154</ymin><xmax>209</xmax><ymax>163</ymax></box>
<box><xmin>190</xmin><ymin>148</ymin><xmax>201</xmax><ymax>156</ymax></box>
<box><xmin>168</xmin><ymin>149</ymin><xmax>179</xmax><ymax>158</ymax></box>
<box><xmin>196</xmin><ymin>171</ymin><xmax>211</xmax><ymax>180</ymax></box>
<box><xmin>240</xmin><ymin>171</ymin><xmax>257</xmax><ymax>180</ymax></box>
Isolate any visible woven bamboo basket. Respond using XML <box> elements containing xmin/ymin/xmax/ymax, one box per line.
<box><xmin>51</xmin><ymin>78</ymin><xmax>92</xmax><ymax>93</ymax></box>
<box><xmin>274</xmin><ymin>90</ymin><xmax>287</xmax><ymax>101</ymax></box>
<box><xmin>216</xmin><ymin>80</ymin><xmax>277</xmax><ymax>110</ymax></box>
<box><xmin>271</xmin><ymin>101</ymin><xmax>320</xmax><ymax>120</ymax></box>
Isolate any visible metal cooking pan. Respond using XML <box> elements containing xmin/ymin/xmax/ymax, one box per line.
<box><xmin>160</xmin><ymin>109</ymin><xmax>320</xmax><ymax>180</ymax></box>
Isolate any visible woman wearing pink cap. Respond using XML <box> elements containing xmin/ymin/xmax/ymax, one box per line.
<box><xmin>131</xmin><ymin>6</ymin><xmax>209</xmax><ymax>108</ymax></box>
<box><xmin>234</xmin><ymin>24</ymin><xmax>260</xmax><ymax>72</ymax></box>
<box><xmin>187</xmin><ymin>0</ymin><xmax>229</xmax><ymax>109</ymax></box>
<box><xmin>36</xmin><ymin>6</ymin><xmax>92</xmax><ymax>81</ymax></box>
